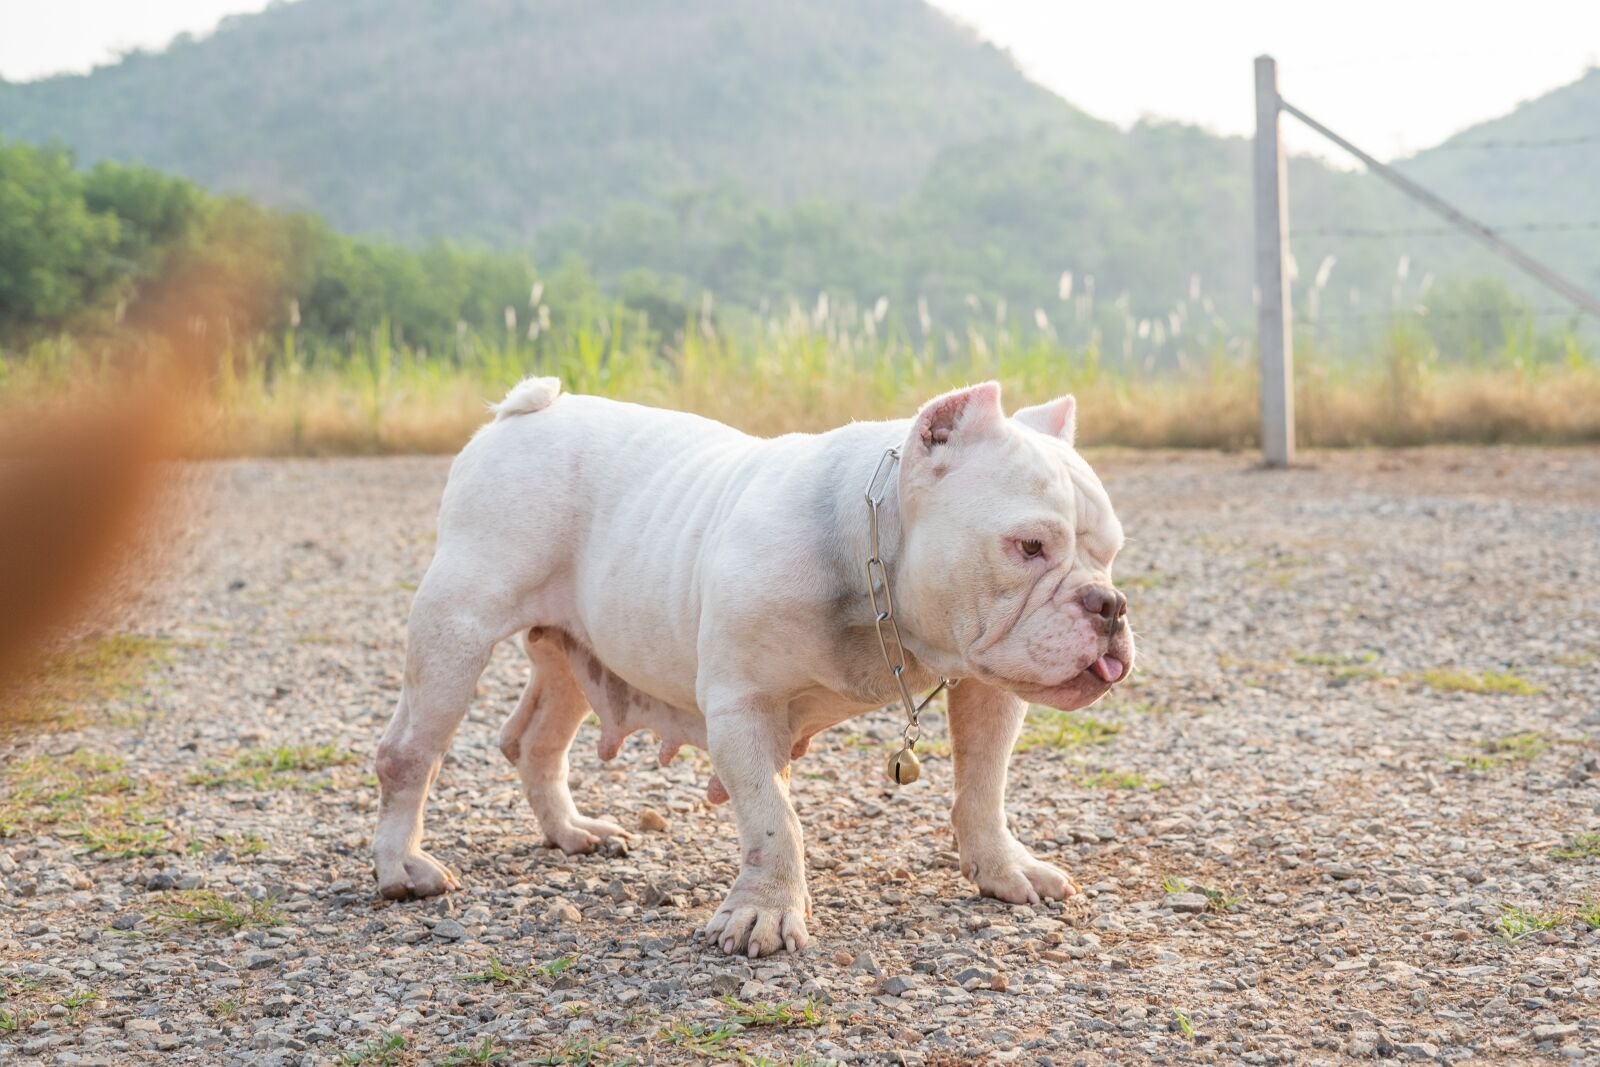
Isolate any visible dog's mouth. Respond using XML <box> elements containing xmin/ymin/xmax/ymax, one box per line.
<box><xmin>1019</xmin><ymin>653</ymin><xmax>1127</xmax><ymax>692</ymax></box>
<box><xmin>989</xmin><ymin>649</ymin><xmax>1131</xmax><ymax>710</ymax></box>
<box><xmin>1084</xmin><ymin>655</ymin><xmax>1125</xmax><ymax>684</ymax></box>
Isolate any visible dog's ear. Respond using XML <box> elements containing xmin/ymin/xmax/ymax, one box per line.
<box><xmin>1012</xmin><ymin>395</ymin><xmax>1077</xmax><ymax>446</ymax></box>
<box><xmin>903</xmin><ymin>382</ymin><xmax>1005</xmax><ymax>470</ymax></box>
<box><xmin>908</xmin><ymin>382</ymin><xmax>1004</xmax><ymax>486</ymax></box>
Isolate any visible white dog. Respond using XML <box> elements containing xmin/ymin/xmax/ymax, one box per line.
<box><xmin>374</xmin><ymin>379</ymin><xmax>1135</xmax><ymax>957</ymax></box>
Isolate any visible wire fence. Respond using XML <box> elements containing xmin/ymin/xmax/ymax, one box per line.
<box><xmin>1286</xmin><ymin>114</ymin><xmax>1600</xmax><ymax>321</ymax></box>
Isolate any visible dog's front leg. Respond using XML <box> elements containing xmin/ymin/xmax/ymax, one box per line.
<box><xmin>701</xmin><ymin>700</ymin><xmax>810</xmax><ymax>958</ymax></box>
<box><xmin>948</xmin><ymin>680</ymin><xmax>1080</xmax><ymax>904</ymax></box>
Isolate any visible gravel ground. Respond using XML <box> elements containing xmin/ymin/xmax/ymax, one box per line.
<box><xmin>2</xmin><ymin>446</ymin><xmax>1598</xmax><ymax>1066</ymax></box>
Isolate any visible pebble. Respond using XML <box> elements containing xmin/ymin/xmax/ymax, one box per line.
<box><xmin>849</xmin><ymin>952</ymin><xmax>883</xmax><ymax>976</ymax></box>
<box><xmin>882</xmin><ymin>975</ymin><xmax>917</xmax><ymax>997</ymax></box>
<box><xmin>545</xmin><ymin>900</ymin><xmax>582</xmax><ymax>925</ymax></box>
<box><xmin>430</xmin><ymin>918</ymin><xmax>466</xmax><ymax>941</ymax></box>
<box><xmin>1164</xmin><ymin>892</ymin><xmax>1209</xmax><ymax>913</ymax></box>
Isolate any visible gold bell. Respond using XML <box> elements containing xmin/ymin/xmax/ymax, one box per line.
<box><xmin>885</xmin><ymin>745</ymin><xmax>922</xmax><ymax>785</ymax></box>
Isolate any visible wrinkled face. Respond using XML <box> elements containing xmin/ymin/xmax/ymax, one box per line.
<box><xmin>895</xmin><ymin>382</ymin><xmax>1135</xmax><ymax>711</ymax></box>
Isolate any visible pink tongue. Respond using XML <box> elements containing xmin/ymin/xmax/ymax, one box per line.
<box><xmin>1091</xmin><ymin>655</ymin><xmax>1124</xmax><ymax>683</ymax></box>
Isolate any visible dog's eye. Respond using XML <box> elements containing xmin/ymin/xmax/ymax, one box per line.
<box><xmin>1019</xmin><ymin>539</ymin><xmax>1044</xmax><ymax>559</ymax></box>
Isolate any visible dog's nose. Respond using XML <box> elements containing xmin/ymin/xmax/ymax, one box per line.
<box><xmin>1081</xmin><ymin>585</ymin><xmax>1127</xmax><ymax>633</ymax></box>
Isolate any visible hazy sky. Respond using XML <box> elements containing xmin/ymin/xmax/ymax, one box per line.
<box><xmin>2</xmin><ymin>0</ymin><xmax>1597</xmax><ymax>162</ymax></box>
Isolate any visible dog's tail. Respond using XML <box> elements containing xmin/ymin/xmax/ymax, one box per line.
<box><xmin>491</xmin><ymin>376</ymin><xmax>562</xmax><ymax>421</ymax></box>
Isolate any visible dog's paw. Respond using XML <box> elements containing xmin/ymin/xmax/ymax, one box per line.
<box><xmin>704</xmin><ymin>881</ymin><xmax>810</xmax><ymax>958</ymax></box>
<box><xmin>963</xmin><ymin>845</ymin><xmax>1079</xmax><ymax>906</ymax></box>
<box><xmin>376</xmin><ymin>850</ymin><xmax>460</xmax><ymax>900</ymax></box>
<box><xmin>541</xmin><ymin>814</ymin><xmax>631</xmax><ymax>855</ymax></box>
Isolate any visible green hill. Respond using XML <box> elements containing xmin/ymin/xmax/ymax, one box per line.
<box><xmin>0</xmin><ymin>0</ymin><xmax>1592</xmax><ymax>346</ymax></box>
<box><xmin>0</xmin><ymin>0</ymin><xmax>1078</xmax><ymax>243</ymax></box>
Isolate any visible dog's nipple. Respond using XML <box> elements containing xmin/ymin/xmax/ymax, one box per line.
<box><xmin>706</xmin><ymin>775</ymin><xmax>730</xmax><ymax>806</ymax></box>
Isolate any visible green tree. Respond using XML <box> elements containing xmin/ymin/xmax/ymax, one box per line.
<box><xmin>0</xmin><ymin>140</ymin><xmax>121</xmax><ymax>341</ymax></box>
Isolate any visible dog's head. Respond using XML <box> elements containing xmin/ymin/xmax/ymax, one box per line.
<box><xmin>894</xmin><ymin>382</ymin><xmax>1134</xmax><ymax>711</ymax></box>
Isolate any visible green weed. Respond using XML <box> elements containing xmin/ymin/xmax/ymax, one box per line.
<box><xmin>1448</xmin><ymin>732</ymin><xmax>1549</xmax><ymax>771</ymax></box>
<box><xmin>1163</xmin><ymin>877</ymin><xmax>1244</xmax><ymax>912</ymax></box>
<box><xmin>339</xmin><ymin>1032</ymin><xmax>407</xmax><ymax>1067</ymax></box>
<box><xmin>528</xmin><ymin>1036</ymin><xmax>623</xmax><ymax>1066</ymax></box>
<box><xmin>1497</xmin><ymin>904</ymin><xmax>1562</xmax><ymax>941</ymax></box>
<box><xmin>665</xmin><ymin>1006</ymin><xmax>833</xmax><ymax>1065</ymax></box>
<box><xmin>54</xmin><ymin>988</ymin><xmax>98</xmax><ymax>1021</ymax></box>
<box><xmin>457</xmin><ymin>955</ymin><xmax>575</xmax><ymax>988</ymax></box>
<box><xmin>1293</xmin><ymin>651</ymin><xmax>1376</xmax><ymax>667</ymax></box>
<box><xmin>1551</xmin><ymin>832</ymin><xmax>1600</xmax><ymax>861</ymax></box>
<box><xmin>187</xmin><ymin>832</ymin><xmax>268</xmax><ymax>857</ymax></box>
<box><xmin>719</xmin><ymin>996</ymin><xmax>828</xmax><ymax>1029</ymax></box>
<box><xmin>0</xmin><ymin>749</ymin><xmax>170</xmax><ymax>856</ymax></box>
<box><xmin>443</xmin><ymin>1038</ymin><xmax>507</xmax><ymax>1065</ymax></box>
<box><xmin>188</xmin><ymin>743</ymin><xmax>357</xmax><ymax>791</ymax></box>
<box><xmin>0</xmin><ymin>1006</ymin><xmax>34</xmax><ymax>1032</ymax></box>
<box><xmin>151</xmin><ymin>890</ymin><xmax>286</xmax><ymax>930</ymax></box>
<box><xmin>1077</xmin><ymin>769</ymin><xmax>1162</xmax><ymax>790</ymax></box>
<box><xmin>71</xmin><ymin>819</ymin><xmax>168</xmax><ymax>858</ymax></box>
<box><xmin>1418</xmin><ymin>669</ymin><xmax>1541</xmax><ymax>695</ymax></box>
<box><xmin>1016</xmin><ymin>710</ymin><xmax>1120</xmax><ymax>753</ymax></box>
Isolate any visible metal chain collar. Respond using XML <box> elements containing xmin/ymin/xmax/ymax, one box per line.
<box><xmin>863</xmin><ymin>446</ymin><xmax>954</xmax><ymax>753</ymax></box>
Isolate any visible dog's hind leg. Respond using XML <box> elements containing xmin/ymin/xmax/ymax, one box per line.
<box><xmin>500</xmin><ymin>630</ymin><xmax>630</xmax><ymax>854</ymax></box>
<box><xmin>373</xmin><ymin>567</ymin><xmax>509</xmax><ymax>900</ymax></box>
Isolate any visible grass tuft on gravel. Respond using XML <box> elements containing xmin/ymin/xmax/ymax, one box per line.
<box><xmin>442</xmin><ymin>1037</ymin><xmax>508</xmax><ymax>1065</ymax></box>
<box><xmin>457</xmin><ymin>955</ymin><xmax>576</xmax><ymax>988</ymax></box>
<box><xmin>1078</xmin><ymin>768</ymin><xmax>1162</xmax><ymax>790</ymax></box>
<box><xmin>151</xmin><ymin>890</ymin><xmax>286</xmax><ymax>930</ymax></box>
<box><xmin>1016</xmin><ymin>710</ymin><xmax>1120</xmax><ymax>753</ymax></box>
<box><xmin>339</xmin><ymin>1032</ymin><xmax>408</xmax><ymax>1067</ymax></box>
<box><xmin>1496</xmin><ymin>903</ymin><xmax>1563</xmax><ymax>941</ymax></box>
<box><xmin>208</xmin><ymin>998</ymin><xmax>241</xmax><ymax>1019</ymax></box>
<box><xmin>1417</xmin><ymin>669</ymin><xmax>1541</xmax><ymax>695</ymax></box>
<box><xmin>188</xmin><ymin>743</ymin><xmax>358</xmax><ymax>791</ymax></box>
<box><xmin>0</xmin><ymin>634</ymin><xmax>172</xmax><ymax>733</ymax></box>
<box><xmin>1293</xmin><ymin>651</ymin><xmax>1377</xmax><ymax>668</ymax></box>
<box><xmin>1551</xmin><ymin>832</ymin><xmax>1600</xmax><ymax>861</ymax></box>
<box><xmin>1163</xmin><ymin>876</ymin><xmax>1245</xmax><ymax>912</ymax></box>
<box><xmin>527</xmin><ymin>1036</ymin><xmax>622</xmax><ymax>1066</ymax></box>
<box><xmin>186</xmin><ymin>831</ymin><xmax>268</xmax><ymax>857</ymax></box>
<box><xmin>658</xmin><ymin>998</ymin><xmax>831</xmax><ymax>1065</ymax></box>
<box><xmin>719</xmin><ymin>995</ymin><xmax>829</xmax><ymax>1030</ymax></box>
<box><xmin>0</xmin><ymin>749</ymin><xmax>170</xmax><ymax>856</ymax></box>
<box><xmin>0</xmin><ymin>1005</ymin><xmax>34</xmax><ymax>1033</ymax></box>
<box><xmin>1447</xmin><ymin>732</ymin><xmax>1549</xmax><ymax>771</ymax></box>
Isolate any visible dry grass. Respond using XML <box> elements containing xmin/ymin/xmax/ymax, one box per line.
<box><xmin>192</xmin><ymin>359</ymin><xmax>1600</xmax><ymax>456</ymax></box>
<box><xmin>5</xmin><ymin>324</ymin><xmax>1597</xmax><ymax>457</ymax></box>
<box><xmin>184</xmin><ymin>361</ymin><xmax>1600</xmax><ymax>457</ymax></box>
